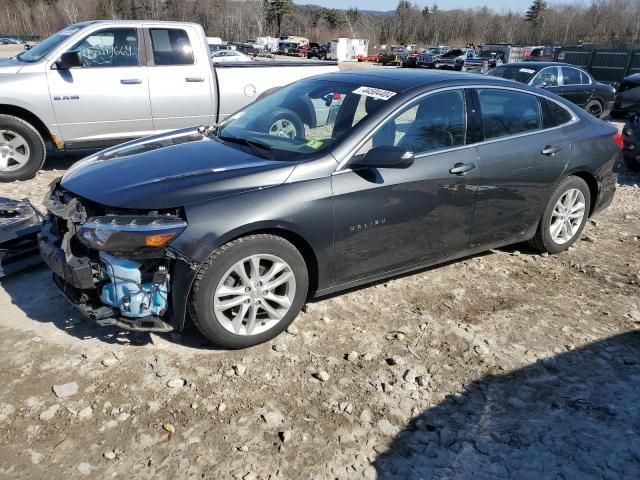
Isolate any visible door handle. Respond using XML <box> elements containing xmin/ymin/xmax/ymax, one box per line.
<box><xmin>120</xmin><ymin>78</ymin><xmax>142</xmax><ymax>85</ymax></box>
<box><xmin>541</xmin><ymin>145</ymin><xmax>562</xmax><ymax>156</ymax></box>
<box><xmin>185</xmin><ymin>76</ymin><xmax>205</xmax><ymax>82</ymax></box>
<box><xmin>449</xmin><ymin>162</ymin><xmax>476</xmax><ymax>175</ymax></box>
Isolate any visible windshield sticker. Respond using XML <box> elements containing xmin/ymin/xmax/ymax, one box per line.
<box><xmin>519</xmin><ymin>68</ymin><xmax>536</xmax><ymax>74</ymax></box>
<box><xmin>353</xmin><ymin>86</ymin><xmax>397</xmax><ymax>101</ymax></box>
<box><xmin>305</xmin><ymin>139</ymin><xmax>324</xmax><ymax>150</ymax></box>
<box><xmin>59</xmin><ymin>28</ymin><xmax>79</xmax><ymax>36</ymax></box>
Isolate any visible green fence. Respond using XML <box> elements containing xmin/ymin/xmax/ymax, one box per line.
<box><xmin>556</xmin><ymin>44</ymin><xmax>640</xmax><ymax>83</ymax></box>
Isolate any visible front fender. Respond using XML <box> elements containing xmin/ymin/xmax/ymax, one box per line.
<box><xmin>171</xmin><ymin>177</ymin><xmax>335</xmax><ymax>292</ymax></box>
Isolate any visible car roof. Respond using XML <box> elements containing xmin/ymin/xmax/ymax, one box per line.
<box><xmin>311</xmin><ymin>69</ymin><xmax>516</xmax><ymax>93</ymax></box>
<box><xmin>498</xmin><ymin>62</ymin><xmax>574</xmax><ymax>69</ymax></box>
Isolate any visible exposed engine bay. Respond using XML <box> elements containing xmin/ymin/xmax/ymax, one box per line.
<box><xmin>39</xmin><ymin>178</ymin><xmax>194</xmax><ymax>332</ymax></box>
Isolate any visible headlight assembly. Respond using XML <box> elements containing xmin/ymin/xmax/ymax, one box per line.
<box><xmin>78</xmin><ymin>215</ymin><xmax>187</xmax><ymax>252</ymax></box>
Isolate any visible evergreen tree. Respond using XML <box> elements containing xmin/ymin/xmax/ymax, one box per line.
<box><xmin>263</xmin><ymin>0</ymin><xmax>294</xmax><ymax>37</ymax></box>
<box><xmin>525</xmin><ymin>0</ymin><xmax>548</xmax><ymax>27</ymax></box>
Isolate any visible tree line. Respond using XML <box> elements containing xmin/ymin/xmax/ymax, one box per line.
<box><xmin>2</xmin><ymin>0</ymin><xmax>640</xmax><ymax>47</ymax></box>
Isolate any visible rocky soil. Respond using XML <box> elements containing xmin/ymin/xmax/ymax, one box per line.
<box><xmin>1</xmin><ymin>120</ymin><xmax>640</xmax><ymax>479</ymax></box>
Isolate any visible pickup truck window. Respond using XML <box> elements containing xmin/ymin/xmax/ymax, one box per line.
<box><xmin>150</xmin><ymin>28</ymin><xmax>194</xmax><ymax>65</ymax></box>
<box><xmin>71</xmin><ymin>28</ymin><xmax>139</xmax><ymax>67</ymax></box>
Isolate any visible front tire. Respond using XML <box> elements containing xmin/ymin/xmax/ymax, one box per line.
<box><xmin>260</xmin><ymin>107</ymin><xmax>304</xmax><ymax>140</ymax></box>
<box><xmin>190</xmin><ymin>234</ymin><xmax>309</xmax><ymax>349</ymax></box>
<box><xmin>0</xmin><ymin>114</ymin><xmax>46</xmax><ymax>182</ymax></box>
<box><xmin>528</xmin><ymin>176</ymin><xmax>591</xmax><ymax>254</ymax></box>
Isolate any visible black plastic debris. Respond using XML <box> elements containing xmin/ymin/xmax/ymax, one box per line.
<box><xmin>0</xmin><ymin>197</ymin><xmax>44</xmax><ymax>277</ymax></box>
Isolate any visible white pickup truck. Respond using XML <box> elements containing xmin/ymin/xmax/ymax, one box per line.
<box><xmin>0</xmin><ymin>20</ymin><xmax>338</xmax><ymax>181</ymax></box>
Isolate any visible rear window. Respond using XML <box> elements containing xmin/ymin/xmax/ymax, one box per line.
<box><xmin>150</xmin><ymin>28</ymin><xmax>194</xmax><ymax>65</ymax></box>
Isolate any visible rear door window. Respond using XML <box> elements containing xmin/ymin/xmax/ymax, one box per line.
<box><xmin>149</xmin><ymin>28</ymin><xmax>194</xmax><ymax>65</ymax></box>
<box><xmin>562</xmin><ymin>67</ymin><xmax>585</xmax><ymax>86</ymax></box>
<box><xmin>477</xmin><ymin>89</ymin><xmax>542</xmax><ymax>140</ymax></box>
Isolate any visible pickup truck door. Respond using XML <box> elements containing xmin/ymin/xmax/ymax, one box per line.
<box><xmin>144</xmin><ymin>26</ymin><xmax>215</xmax><ymax>132</ymax></box>
<box><xmin>46</xmin><ymin>27</ymin><xmax>153</xmax><ymax>145</ymax></box>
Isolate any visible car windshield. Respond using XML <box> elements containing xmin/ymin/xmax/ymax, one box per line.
<box><xmin>487</xmin><ymin>65</ymin><xmax>537</xmax><ymax>83</ymax></box>
<box><xmin>217</xmin><ymin>78</ymin><xmax>397</xmax><ymax>161</ymax></box>
<box><xmin>443</xmin><ymin>49</ymin><xmax>464</xmax><ymax>58</ymax></box>
<box><xmin>16</xmin><ymin>23</ymin><xmax>90</xmax><ymax>63</ymax></box>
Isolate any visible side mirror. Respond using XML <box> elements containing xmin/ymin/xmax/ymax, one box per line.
<box><xmin>55</xmin><ymin>51</ymin><xmax>83</xmax><ymax>70</ymax></box>
<box><xmin>351</xmin><ymin>145</ymin><xmax>414</xmax><ymax>170</ymax></box>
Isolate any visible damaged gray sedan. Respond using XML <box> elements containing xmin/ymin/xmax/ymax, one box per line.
<box><xmin>39</xmin><ymin>70</ymin><xmax>621</xmax><ymax>348</ymax></box>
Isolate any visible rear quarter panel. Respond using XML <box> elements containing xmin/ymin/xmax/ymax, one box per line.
<box><xmin>562</xmin><ymin>114</ymin><xmax>620</xmax><ymax>214</ymax></box>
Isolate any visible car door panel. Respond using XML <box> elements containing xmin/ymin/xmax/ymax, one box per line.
<box><xmin>555</xmin><ymin>67</ymin><xmax>593</xmax><ymax>107</ymax></box>
<box><xmin>332</xmin><ymin>148</ymin><xmax>479</xmax><ymax>283</ymax></box>
<box><xmin>470</xmin><ymin>88</ymin><xmax>570</xmax><ymax>247</ymax></box>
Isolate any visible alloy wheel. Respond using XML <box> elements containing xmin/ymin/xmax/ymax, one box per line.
<box><xmin>213</xmin><ymin>254</ymin><xmax>296</xmax><ymax>336</ymax></box>
<box><xmin>0</xmin><ymin>130</ymin><xmax>30</xmax><ymax>172</ymax></box>
<box><xmin>549</xmin><ymin>188</ymin><xmax>586</xmax><ymax>245</ymax></box>
<box><xmin>268</xmin><ymin>119</ymin><xmax>297</xmax><ymax>138</ymax></box>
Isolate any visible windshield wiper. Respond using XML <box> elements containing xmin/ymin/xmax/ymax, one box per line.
<box><xmin>217</xmin><ymin>134</ymin><xmax>274</xmax><ymax>160</ymax></box>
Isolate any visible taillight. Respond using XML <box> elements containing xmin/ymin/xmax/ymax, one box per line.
<box><xmin>613</xmin><ymin>132</ymin><xmax>624</xmax><ymax>150</ymax></box>
<box><xmin>333</xmin><ymin>92</ymin><xmax>342</xmax><ymax>100</ymax></box>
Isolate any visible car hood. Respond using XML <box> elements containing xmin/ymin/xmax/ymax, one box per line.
<box><xmin>61</xmin><ymin>128</ymin><xmax>297</xmax><ymax>210</ymax></box>
<box><xmin>0</xmin><ymin>57</ymin><xmax>23</xmax><ymax>74</ymax></box>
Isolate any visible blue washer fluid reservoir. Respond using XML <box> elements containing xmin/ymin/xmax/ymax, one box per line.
<box><xmin>99</xmin><ymin>252</ymin><xmax>168</xmax><ymax>318</ymax></box>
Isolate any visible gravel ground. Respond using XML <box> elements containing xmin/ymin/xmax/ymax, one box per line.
<box><xmin>1</xmin><ymin>105</ymin><xmax>639</xmax><ymax>478</ymax></box>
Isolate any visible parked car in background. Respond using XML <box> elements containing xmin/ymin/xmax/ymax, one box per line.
<box><xmin>211</xmin><ymin>49</ymin><xmax>253</xmax><ymax>62</ymax></box>
<box><xmin>39</xmin><ymin>69</ymin><xmax>621</xmax><ymax>348</ymax></box>
<box><xmin>612</xmin><ymin>73</ymin><xmax>640</xmax><ymax>118</ymax></box>
<box><xmin>622</xmin><ymin>114</ymin><xmax>640</xmax><ymax>170</ymax></box>
<box><xmin>0</xmin><ymin>38</ymin><xmax>22</xmax><ymax>45</ymax></box>
<box><xmin>307</xmin><ymin>42</ymin><xmax>327</xmax><ymax>60</ymax></box>
<box><xmin>0</xmin><ymin>20</ymin><xmax>338</xmax><ymax>181</ymax></box>
<box><xmin>487</xmin><ymin>62</ymin><xmax>615</xmax><ymax>118</ymax></box>
<box><xmin>292</xmin><ymin>44</ymin><xmax>310</xmax><ymax>57</ymax></box>
<box><xmin>528</xmin><ymin>46</ymin><xmax>557</xmax><ymax>62</ymax></box>
<box><xmin>277</xmin><ymin>42</ymin><xmax>297</xmax><ymax>55</ymax></box>
<box><xmin>416</xmin><ymin>46</ymin><xmax>451</xmax><ymax>68</ymax></box>
<box><xmin>465</xmin><ymin>50</ymin><xmax>504</xmax><ymax>73</ymax></box>
<box><xmin>307</xmin><ymin>43</ymin><xmax>328</xmax><ymax>60</ymax></box>
<box><xmin>378</xmin><ymin>46</ymin><xmax>407</xmax><ymax>65</ymax></box>
<box><xmin>436</xmin><ymin>48</ymin><xmax>477</xmax><ymax>71</ymax></box>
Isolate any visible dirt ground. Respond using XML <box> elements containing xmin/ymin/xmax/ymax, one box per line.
<box><xmin>1</xmin><ymin>113</ymin><xmax>640</xmax><ymax>479</ymax></box>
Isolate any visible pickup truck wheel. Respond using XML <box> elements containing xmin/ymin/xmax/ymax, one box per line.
<box><xmin>262</xmin><ymin>108</ymin><xmax>304</xmax><ymax>140</ymax></box>
<box><xmin>190</xmin><ymin>234</ymin><xmax>309</xmax><ymax>349</ymax></box>
<box><xmin>528</xmin><ymin>176</ymin><xmax>591</xmax><ymax>254</ymax></box>
<box><xmin>0</xmin><ymin>115</ymin><xmax>46</xmax><ymax>182</ymax></box>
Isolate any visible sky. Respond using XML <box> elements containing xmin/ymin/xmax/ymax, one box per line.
<box><xmin>293</xmin><ymin>0</ymin><xmax>541</xmax><ymax>13</ymax></box>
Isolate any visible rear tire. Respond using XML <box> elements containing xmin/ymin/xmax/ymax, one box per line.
<box><xmin>0</xmin><ymin>114</ymin><xmax>46</xmax><ymax>182</ymax></box>
<box><xmin>190</xmin><ymin>234</ymin><xmax>309</xmax><ymax>349</ymax></box>
<box><xmin>585</xmin><ymin>99</ymin><xmax>603</xmax><ymax>118</ymax></box>
<box><xmin>528</xmin><ymin>176</ymin><xmax>591</xmax><ymax>254</ymax></box>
